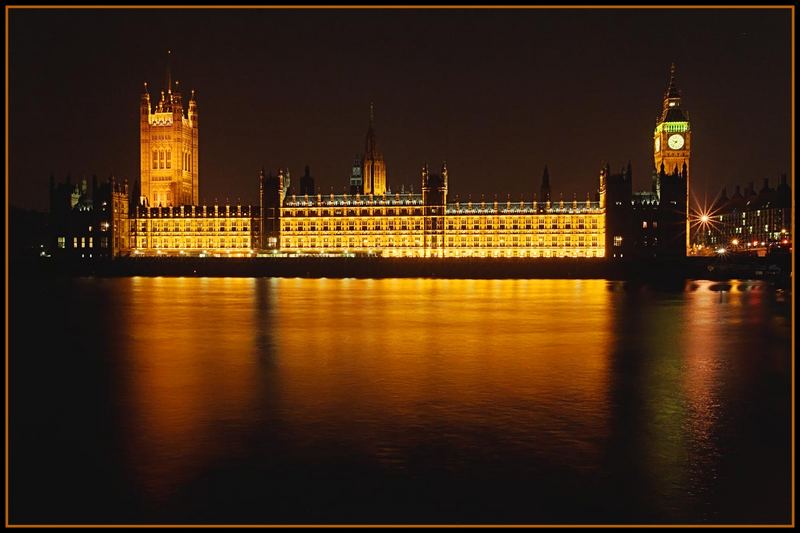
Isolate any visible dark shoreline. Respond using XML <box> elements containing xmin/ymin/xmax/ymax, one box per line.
<box><xmin>10</xmin><ymin>254</ymin><xmax>792</xmax><ymax>284</ymax></box>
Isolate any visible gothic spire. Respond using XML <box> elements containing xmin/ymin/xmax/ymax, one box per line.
<box><xmin>365</xmin><ymin>102</ymin><xmax>378</xmax><ymax>157</ymax></box>
<box><xmin>665</xmin><ymin>62</ymin><xmax>680</xmax><ymax>99</ymax></box>
<box><xmin>540</xmin><ymin>165</ymin><xmax>551</xmax><ymax>202</ymax></box>
<box><xmin>166</xmin><ymin>49</ymin><xmax>173</xmax><ymax>94</ymax></box>
<box><xmin>660</xmin><ymin>62</ymin><xmax>686</xmax><ymax>122</ymax></box>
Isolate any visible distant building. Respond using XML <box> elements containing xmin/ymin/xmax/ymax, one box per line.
<box><xmin>49</xmin><ymin>174</ymin><xmax>130</xmax><ymax>259</ymax></box>
<box><xmin>701</xmin><ymin>175</ymin><xmax>791</xmax><ymax>255</ymax></box>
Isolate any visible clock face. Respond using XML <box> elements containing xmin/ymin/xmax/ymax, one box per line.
<box><xmin>667</xmin><ymin>133</ymin><xmax>685</xmax><ymax>150</ymax></box>
<box><xmin>654</xmin><ymin>137</ymin><xmax>661</xmax><ymax>152</ymax></box>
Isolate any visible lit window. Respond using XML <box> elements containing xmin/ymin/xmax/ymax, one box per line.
<box><xmin>152</xmin><ymin>151</ymin><xmax>158</xmax><ymax>169</ymax></box>
<box><xmin>166</xmin><ymin>150</ymin><xmax>171</xmax><ymax>169</ymax></box>
<box><xmin>614</xmin><ymin>236</ymin><xmax>623</xmax><ymax>247</ymax></box>
<box><xmin>58</xmin><ymin>237</ymin><xmax>65</xmax><ymax>249</ymax></box>
<box><xmin>642</xmin><ymin>221</ymin><xmax>648</xmax><ymax>229</ymax></box>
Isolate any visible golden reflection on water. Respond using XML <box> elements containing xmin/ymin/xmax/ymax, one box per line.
<box><xmin>271</xmin><ymin>278</ymin><xmax>614</xmax><ymax>470</ymax></box>
<box><xmin>115</xmin><ymin>278</ymin><xmax>615</xmax><ymax>498</ymax></box>
<box><xmin>107</xmin><ymin>276</ymin><xmax>784</xmax><ymax>516</ymax></box>
<box><xmin>118</xmin><ymin>277</ymin><xmax>262</xmax><ymax>500</ymax></box>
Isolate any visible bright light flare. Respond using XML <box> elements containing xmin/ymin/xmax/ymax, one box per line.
<box><xmin>689</xmin><ymin>190</ymin><xmax>728</xmax><ymax>242</ymax></box>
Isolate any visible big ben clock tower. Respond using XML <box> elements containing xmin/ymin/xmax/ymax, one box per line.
<box><xmin>653</xmin><ymin>63</ymin><xmax>691</xmax><ymax>252</ymax></box>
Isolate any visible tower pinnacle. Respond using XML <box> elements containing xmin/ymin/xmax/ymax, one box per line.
<box><xmin>660</xmin><ymin>63</ymin><xmax>685</xmax><ymax>122</ymax></box>
<box><xmin>665</xmin><ymin>62</ymin><xmax>680</xmax><ymax>99</ymax></box>
<box><xmin>361</xmin><ymin>103</ymin><xmax>386</xmax><ymax>195</ymax></box>
<box><xmin>365</xmin><ymin>103</ymin><xmax>378</xmax><ymax>156</ymax></box>
<box><xmin>166</xmin><ymin>49</ymin><xmax>172</xmax><ymax>94</ymax></box>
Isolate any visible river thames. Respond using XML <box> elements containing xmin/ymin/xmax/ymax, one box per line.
<box><xmin>9</xmin><ymin>277</ymin><xmax>792</xmax><ymax>524</ymax></box>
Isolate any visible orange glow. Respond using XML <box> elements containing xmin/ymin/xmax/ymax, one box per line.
<box><xmin>109</xmin><ymin>278</ymin><xmax>616</xmax><ymax>494</ymax></box>
<box><xmin>117</xmin><ymin>278</ymin><xmax>261</xmax><ymax>501</ymax></box>
<box><xmin>271</xmin><ymin>278</ymin><xmax>614</xmax><ymax>466</ymax></box>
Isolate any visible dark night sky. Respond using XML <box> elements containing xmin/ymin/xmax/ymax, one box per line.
<box><xmin>8</xmin><ymin>8</ymin><xmax>792</xmax><ymax>212</ymax></box>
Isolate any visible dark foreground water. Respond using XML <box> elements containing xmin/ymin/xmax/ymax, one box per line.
<box><xmin>10</xmin><ymin>277</ymin><xmax>792</xmax><ymax>525</ymax></box>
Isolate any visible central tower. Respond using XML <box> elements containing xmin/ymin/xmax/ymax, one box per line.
<box><xmin>362</xmin><ymin>103</ymin><xmax>387</xmax><ymax>196</ymax></box>
<box><xmin>139</xmin><ymin>51</ymin><xmax>199</xmax><ymax>207</ymax></box>
<box><xmin>653</xmin><ymin>63</ymin><xmax>691</xmax><ymax>252</ymax></box>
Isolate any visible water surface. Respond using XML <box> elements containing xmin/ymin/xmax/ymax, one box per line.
<box><xmin>10</xmin><ymin>278</ymin><xmax>792</xmax><ymax>524</ymax></box>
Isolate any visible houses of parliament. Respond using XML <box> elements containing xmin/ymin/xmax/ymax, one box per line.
<box><xmin>50</xmin><ymin>63</ymin><xmax>700</xmax><ymax>261</ymax></box>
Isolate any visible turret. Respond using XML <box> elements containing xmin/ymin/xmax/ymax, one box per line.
<box><xmin>141</xmin><ymin>82</ymin><xmax>151</xmax><ymax>115</ymax></box>
<box><xmin>598</xmin><ymin>163</ymin><xmax>607</xmax><ymax>209</ymax></box>
<box><xmin>300</xmin><ymin>165</ymin><xmax>316</xmax><ymax>196</ymax></box>
<box><xmin>260</xmin><ymin>168</ymin><xmax>283</xmax><ymax>249</ymax></box>
<box><xmin>421</xmin><ymin>161</ymin><xmax>447</xmax><ymax>207</ymax></box>
<box><xmin>188</xmin><ymin>89</ymin><xmax>198</xmax><ymax>123</ymax></box>
<box><xmin>540</xmin><ymin>165</ymin><xmax>551</xmax><ymax>203</ymax></box>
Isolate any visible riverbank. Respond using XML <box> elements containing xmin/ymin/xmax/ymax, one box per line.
<box><xmin>10</xmin><ymin>254</ymin><xmax>792</xmax><ymax>284</ymax></box>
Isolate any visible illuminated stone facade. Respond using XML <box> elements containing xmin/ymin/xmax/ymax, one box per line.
<box><xmin>280</xmin><ymin>163</ymin><xmax>606</xmax><ymax>258</ymax></box>
<box><xmin>131</xmin><ymin>204</ymin><xmax>259</xmax><ymax>256</ymax></box>
<box><xmin>139</xmin><ymin>59</ymin><xmax>199</xmax><ymax>207</ymax></box>
<box><xmin>50</xmin><ymin>63</ymin><xmax>693</xmax><ymax>261</ymax></box>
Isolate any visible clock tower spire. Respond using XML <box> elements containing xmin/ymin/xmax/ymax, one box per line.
<box><xmin>653</xmin><ymin>62</ymin><xmax>691</xmax><ymax>253</ymax></box>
